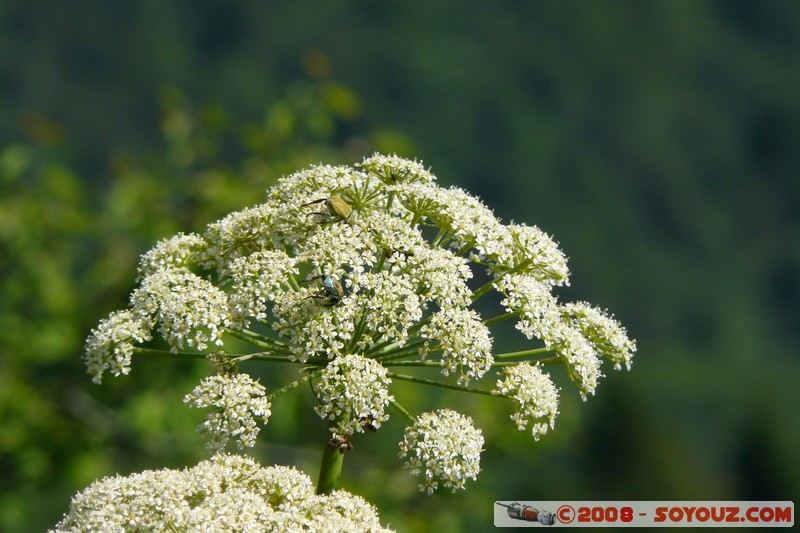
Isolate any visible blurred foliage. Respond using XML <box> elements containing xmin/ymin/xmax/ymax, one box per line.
<box><xmin>0</xmin><ymin>62</ymin><xmax>416</xmax><ymax>530</ymax></box>
<box><xmin>2</xmin><ymin>1</ymin><xmax>800</xmax><ymax>532</ymax></box>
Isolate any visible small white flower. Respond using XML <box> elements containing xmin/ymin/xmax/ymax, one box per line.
<box><xmin>560</xmin><ymin>301</ymin><xmax>637</xmax><ymax>370</ymax></box>
<box><xmin>226</xmin><ymin>249</ymin><xmax>298</xmax><ymax>328</ymax></box>
<box><xmin>202</xmin><ymin>203</ymin><xmax>277</xmax><ymax>272</ymax></box>
<box><xmin>555</xmin><ymin>326</ymin><xmax>603</xmax><ymax>400</ymax></box>
<box><xmin>84</xmin><ymin>309</ymin><xmax>152</xmax><ymax>383</ymax></box>
<box><xmin>494</xmin><ymin>273</ymin><xmax>557</xmax><ymax>340</ymax></box>
<box><xmin>421</xmin><ymin>307</ymin><xmax>493</xmax><ymax>385</ymax></box>
<box><xmin>348</xmin><ymin>270</ymin><xmax>423</xmax><ymax>351</ymax></box>
<box><xmin>315</xmin><ymin>354</ymin><xmax>393</xmax><ymax>436</ymax></box>
<box><xmin>298</xmin><ymin>219</ymin><xmax>378</xmax><ymax>276</ymax></box>
<box><xmin>405</xmin><ymin>246</ymin><xmax>473</xmax><ymax>308</ymax></box>
<box><xmin>503</xmin><ymin>223</ymin><xmax>570</xmax><ymax>286</ymax></box>
<box><xmin>132</xmin><ymin>267</ymin><xmax>230</xmax><ymax>352</ymax></box>
<box><xmin>270</xmin><ymin>286</ymin><xmax>360</xmax><ymax>362</ymax></box>
<box><xmin>494</xmin><ymin>362</ymin><xmax>560</xmax><ymax>440</ymax></box>
<box><xmin>359</xmin><ymin>152</ymin><xmax>435</xmax><ymax>185</ymax></box>
<box><xmin>398</xmin><ymin>409</ymin><xmax>484</xmax><ymax>493</ymax></box>
<box><xmin>184</xmin><ymin>373</ymin><xmax>271</xmax><ymax>451</ymax></box>
<box><xmin>494</xmin><ymin>274</ymin><xmax>604</xmax><ymax>398</ymax></box>
<box><xmin>137</xmin><ymin>232</ymin><xmax>207</xmax><ymax>280</ymax></box>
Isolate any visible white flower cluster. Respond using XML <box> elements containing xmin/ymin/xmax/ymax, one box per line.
<box><xmin>398</xmin><ymin>409</ymin><xmax>484</xmax><ymax>493</ymax></box>
<box><xmin>137</xmin><ymin>232</ymin><xmax>207</xmax><ymax>280</ymax></box>
<box><xmin>184</xmin><ymin>374</ymin><xmax>271</xmax><ymax>451</ymax></box>
<box><xmin>315</xmin><ymin>354</ymin><xmax>393</xmax><ymax>437</ymax></box>
<box><xmin>51</xmin><ymin>454</ymin><xmax>393</xmax><ymax>532</ymax></box>
<box><xmin>132</xmin><ymin>267</ymin><xmax>229</xmax><ymax>352</ymax></box>
<box><xmin>84</xmin><ymin>310</ymin><xmax>151</xmax><ymax>384</ymax></box>
<box><xmin>560</xmin><ymin>301</ymin><xmax>637</xmax><ymax>371</ymax></box>
<box><xmin>494</xmin><ymin>272</ymin><xmax>635</xmax><ymax>399</ymax></box>
<box><xmin>226</xmin><ymin>249</ymin><xmax>298</xmax><ymax>328</ymax></box>
<box><xmin>500</xmin><ymin>223</ymin><xmax>570</xmax><ymax>285</ymax></box>
<box><xmin>84</xmin><ymin>153</ymin><xmax>636</xmax><ymax>469</ymax></box>
<box><xmin>87</xmin><ymin>154</ymin><xmax>583</xmax><ymax>380</ymax></box>
<box><xmin>493</xmin><ymin>362</ymin><xmax>560</xmax><ymax>440</ymax></box>
<box><xmin>421</xmin><ymin>308</ymin><xmax>493</xmax><ymax>385</ymax></box>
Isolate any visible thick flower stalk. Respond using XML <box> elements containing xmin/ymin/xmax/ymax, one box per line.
<box><xmin>83</xmin><ymin>153</ymin><xmax>636</xmax><ymax>494</ymax></box>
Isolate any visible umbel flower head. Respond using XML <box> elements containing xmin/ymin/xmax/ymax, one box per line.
<box><xmin>184</xmin><ymin>372</ymin><xmax>271</xmax><ymax>452</ymax></box>
<box><xmin>84</xmin><ymin>153</ymin><xmax>636</xmax><ymax>491</ymax></box>
<box><xmin>398</xmin><ymin>409</ymin><xmax>484</xmax><ymax>493</ymax></box>
<box><xmin>315</xmin><ymin>354</ymin><xmax>393</xmax><ymax>437</ymax></box>
<box><xmin>51</xmin><ymin>454</ymin><xmax>393</xmax><ymax>532</ymax></box>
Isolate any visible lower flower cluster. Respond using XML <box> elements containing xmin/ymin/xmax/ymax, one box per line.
<box><xmin>51</xmin><ymin>454</ymin><xmax>393</xmax><ymax>532</ymax></box>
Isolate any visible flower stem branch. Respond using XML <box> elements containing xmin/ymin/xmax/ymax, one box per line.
<box><xmin>133</xmin><ymin>347</ymin><xmax>208</xmax><ymax>360</ymax></box>
<box><xmin>387</xmin><ymin>372</ymin><xmax>497</xmax><ymax>396</ymax></box>
<box><xmin>471</xmin><ymin>276</ymin><xmax>500</xmax><ymax>301</ymax></box>
<box><xmin>224</xmin><ymin>327</ymin><xmax>290</xmax><ymax>352</ymax></box>
<box><xmin>266</xmin><ymin>373</ymin><xmax>314</xmax><ymax>400</ymax></box>
<box><xmin>371</xmin><ymin>339</ymin><xmax>427</xmax><ymax>360</ymax></box>
<box><xmin>389</xmin><ymin>398</ymin><xmax>417</xmax><ymax>424</ymax></box>
<box><xmin>483</xmin><ymin>312</ymin><xmax>517</xmax><ymax>326</ymax></box>
<box><xmin>384</xmin><ymin>360</ymin><xmax>442</xmax><ymax>367</ymax></box>
<box><xmin>493</xmin><ymin>347</ymin><xmax>551</xmax><ymax>359</ymax></box>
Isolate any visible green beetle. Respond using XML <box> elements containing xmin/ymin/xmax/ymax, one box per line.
<box><xmin>302</xmin><ymin>195</ymin><xmax>354</xmax><ymax>225</ymax></box>
<box><xmin>301</xmin><ymin>274</ymin><xmax>344</xmax><ymax>306</ymax></box>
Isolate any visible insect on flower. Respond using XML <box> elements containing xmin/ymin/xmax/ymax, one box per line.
<box><xmin>301</xmin><ymin>274</ymin><xmax>344</xmax><ymax>306</ymax></box>
<box><xmin>360</xmin><ymin>415</ymin><xmax>378</xmax><ymax>432</ymax></box>
<box><xmin>302</xmin><ymin>195</ymin><xmax>355</xmax><ymax>225</ymax></box>
<box><xmin>328</xmin><ymin>433</ymin><xmax>354</xmax><ymax>454</ymax></box>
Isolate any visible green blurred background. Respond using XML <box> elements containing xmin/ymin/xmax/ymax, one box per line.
<box><xmin>1</xmin><ymin>1</ymin><xmax>798</xmax><ymax>531</ymax></box>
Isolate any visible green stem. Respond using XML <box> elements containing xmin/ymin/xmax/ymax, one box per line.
<box><xmin>493</xmin><ymin>347</ymin><xmax>551</xmax><ymax>359</ymax></box>
<box><xmin>371</xmin><ymin>339</ymin><xmax>427</xmax><ymax>360</ymax></box>
<box><xmin>434</xmin><ymin>229</ymin><xmax>453</xmax><ymax>249</ymax></box>
<box><xmin>132</xmin><ymin>347</ymin><xmax>208</xmax><ymax>360</ymax></box>
<box><xmin>471</xmin><ymin>276</ymin><xmax>500</xmax><ymax>301</ymax></box>
<box><xmin>493</xmin><ymin>357</ymin><xmax>560</xmax><ymax>366</ymax></box>
<box><xmin>407</xmin><ymin>314</ymin><xmax>432</xmax><ymax>335</ymax></box>
<box><xmin>266</xmin><ymin>373</ymin><xmax>314</xmax><ymax>400</ymax></box>
<box><xmin>387</xmin><ymin>372</ymin><xmax>497</xmax><ymax>396</ymax></box>
<box><xmin>347</xmin><ymin>313</ymin><xmax>369</xmax><ymax>353</ymax></box>
<box><xmin>389</xmin><ymin>398</ymin><xmax>416</xmax><ymax>424</ymax></box>
<box><xmin>224</xmin><ymin>327</ymin><xmax>290</xmax><ymax>353</ymax></box>
<box><xmin>232</xmin><ymin>352</ymin><xmax>295</xmax><ymax>363</ymax></box>
<box><xmin>366</xmin><ymin>338</ymin><xmax>400</xmax><ymax>357</ymax></box>
<box><xmin>367</xmin><ymin>326</ymin><xmax>429</xmax><ymax>356</ymax></box>
<box><xmin>483</xmin><ymin>312</ymin><xmax>517</xmax><ymax>326</ymax></box>
<box><xmin>316</xmin><ymin>426</ymin><xmax>344</xmax><ymax>495</ymax></box>
<box><xmin>384</xmin><ymin>360</ymin><xmax>442</xmax><ymax>367</ymax></box>
<box><xmin>286</xmin><ymin>272</ymin><xmax>302</xmax><ymax>292</ymax></box>
<box><xmin>455</xmin><ymin>241</ymin><xmax>474</xmax><ymax>257</ymax></box>
<box><xmin>373</xmin><ymin>250</ymin><xmax>387</xmax><ymax>273</ymax></box>
<box><xmin>378</xmin><ymin>349</ymin><xmax>436</xmax><ymax>362</ymax></box>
